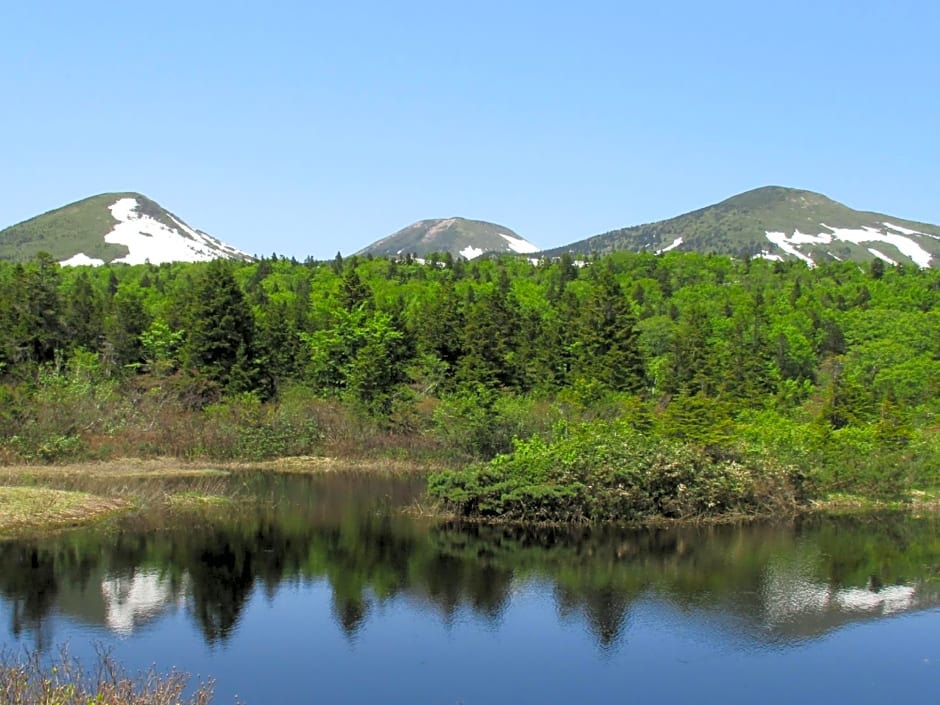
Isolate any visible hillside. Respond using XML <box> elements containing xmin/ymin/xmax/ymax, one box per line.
<box><xmin>541</xmin><ymin>186</ymin><xmax>940</xmax><ymax>268</ymax></box>
<box><xmin>357</xmin><ymin>217</ymin><xmax>539</xmax><ymax>260</ymax></box>
<box><xmin>0</xmin><ymin>192</ymin><xmax>252</xmax><ymax>265</ymax></box>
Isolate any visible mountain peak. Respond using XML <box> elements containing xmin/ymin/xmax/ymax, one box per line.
<box><xmin>358</xmin><ymin>217</ymin><xmax>539</xmax><ymax>260</ymax></box>
<box><xmin>541</xmin><ymin>186</ymin><xmax>940</xmax><ymax>268</ymax></box>
<box><xmin>0</xmin><ymin>193</ymin><xmax>252</xmax><ymax>265</ymax></box>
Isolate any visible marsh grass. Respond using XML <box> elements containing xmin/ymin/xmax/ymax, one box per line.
<box><xmin>0</xmin><ymin>646</ymin><xmax>234</xmax><ymax>705</ymax></box>
<box><xmin>0</xmin><ymin>486</ymin><xmax>127</xmax><ymax>535</ymax></box>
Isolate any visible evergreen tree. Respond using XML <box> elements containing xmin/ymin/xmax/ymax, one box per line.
<box><xmin>63</xmin><ymin>271</ymin><xmax>105</xmax><ymax>352</ymax></box>
<box><xmin>184</xmin><ymin>260</ymin><xmax>257</xmax><ymax>393</ymax></box>
<box><xmin>573</xmin><ymin>269</ymin><xmax>644</xmax><ymax>393</ymax></box>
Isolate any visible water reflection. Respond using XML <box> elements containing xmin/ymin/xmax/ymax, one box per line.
<box><xmin>1</xmin><ymin>473</ymin><xmax>938</xmax><ymax>653</ymax></box>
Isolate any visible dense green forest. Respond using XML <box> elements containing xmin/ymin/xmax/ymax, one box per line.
<box><xmin>1</xmin><ymin>251</ymin><xmax>938</xmax><ymax>518</ymax></box>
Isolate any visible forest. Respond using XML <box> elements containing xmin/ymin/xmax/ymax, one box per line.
<box><xmin>0</xmin><ymin>251</ymin><xmax>938</xmax><ymax>520</ymax></box>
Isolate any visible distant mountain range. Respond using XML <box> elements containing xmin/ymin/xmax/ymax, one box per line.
<box><xmin>3</xmin><ymin>186</ymin><xmax>938</xmax><ymax>268</ymax></box>
<box><xmin>0</xmin><ymin>193</ymin><xmax>252</xmax><ymax>265</ymax></box>
<box><xmin>357</xmin><ymin>217</ymin><xmax>540</xmax><ymax>260</ymax></box>
<box><xmin>541</xmin><ymin>186</ymin><xmax>940</xmax><ymax>268</ymax></box>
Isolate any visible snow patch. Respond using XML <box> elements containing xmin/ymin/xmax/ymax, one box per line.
<box><xmin>460</xmin><ymin>245</ymin><xmax>484</xmax><ymax>259</ymax></box>
<box><xmin>60</xmin><ymin>252</ymin><xmax>105</xmax><ymax>266</ymax></box>
<box><xmin>98</xmin><ymin>198</ymin><xmax>249</xmax><ymax>266</ymax></box>
<box><xmin>821</xmin><ymin>223</ymin><xmax>932</xmax><ymax>268</ymax></box>
<box><xmin>655</xmin><ymin>236</ymin><xmax>683</xmax><ymax>254</ymax></box>
<box><xmin>755</xmin><ymin>250</ymin><xmax>784</xmax><ymax>262</ymax></box>
<box><xmin>882</xmin><ymin>221</ymin><xmax>924</xmax><ymax>236</ymax></box>
<box><xmin>765</xmin><ymin>232</ymin><xmax>816</xmax><ymax>266</ymax></box>
<box><xmin>867</xmin><ymin>247</ymin><xmax>898</xmax><ymax>266</ymax></box>
<box><xmin>498</xmin><ymin>232</ymin><xmax>540</xmax><ymax>254</ymax></box>
<box><xmin>789</xmin><ymin>229</ymin><xmax>831</xmax><ymax>245</ymax></box>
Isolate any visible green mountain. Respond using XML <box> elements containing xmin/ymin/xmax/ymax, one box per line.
<box><xmin>0</xmin><ymin>192</ymin><xmax>252</xmax><ymax>265</ymax></box>
<box><xmin>542</xmin><ymin>186</ymin><xmax>940</xmax><ymax>268</ymax></box>
<box><xmin>357</xmin><ymin>217</ymin><xmax>540</xmax><ymax>260</ymax></box>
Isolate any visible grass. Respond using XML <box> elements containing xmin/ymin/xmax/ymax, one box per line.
<box><xmin>166</xmin><ymin>490</ymin><xmax>234</xmax><ymax>509</ymax></box>
<box><xmin>0</xmin><ymin>647</ymin><xmax>228</xmax><ymax>705</ymax></box>
<box><xmin>0</xmin><ymin>486</ymin><xmax>127</xmax><ymax>536</ymax></box>
<box><xmin>0</xmin><ymin>457</ymin><xmax>233</xmax><ymax>481</ymax></box>
<box><xmin>0</xmin><ymin>192</ymin><xmax>131</xmax><ymax>262</ymax></box>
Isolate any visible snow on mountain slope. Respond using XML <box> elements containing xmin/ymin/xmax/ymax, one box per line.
<box><xmin>499</xmin><ymin>233</ymin><xmax>540</xmax><ymax>254</ymax></box>
<box><xmin>358</xmin><ymin>217</ymin><xmax>538</xmax><ymax>260</ymax></box>
<box><xmin>93</xmin><ymin>197</ymin><xmax>249</xmax><ymax>265</ymax></box>
<box><xmin>764</xmin><ymin>224</ymin><xmax>933</xmax><ymax>268</ymax></box>
<box><xmin>0</xmin><ymin>192</ymin><xmax>256</xmax><ymax>267</ymax></box>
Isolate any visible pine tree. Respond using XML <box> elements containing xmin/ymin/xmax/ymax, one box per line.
<box><xmin>184</xmin><ymin>260</ymin><xmax>257</xmax><ymax>393</ymax></box>
<box><xmin>573</xmin><ymin>269</ymin><xmax>644</xmax><ymax>393</ymax></box>
<box><xmin>63</xmin><ymin>271</ymin><xmax>105</xmax><ymax>351</ymax></box>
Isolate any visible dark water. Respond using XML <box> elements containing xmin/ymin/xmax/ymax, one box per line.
<box><xmin>1</xmin><ymin>472</ymin><xmax>939</xmax><ymax>704</ymax></box>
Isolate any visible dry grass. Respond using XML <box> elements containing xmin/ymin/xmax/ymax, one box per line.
<box><xmin>0</xmin><ymin>457</ymin><xmax>231</xmax><ymax>481</ymax></box>
<box><xmin>0</xmin><ymin>486</ymin><xmax>128</xmax><ymax>536</ymax></box>
<box><xmin>0</xmin><ymin>454</ymin><xmax>437</xmax><ymax>481</ymax></box>
<box><xmin>0</xmin><ymin>647</ymin><xmax>227</xmax><ymax>705</ymax></box>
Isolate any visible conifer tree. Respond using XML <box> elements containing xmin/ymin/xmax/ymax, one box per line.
<box><xmin>184</xmin><ymin>259</ymin><xmax>257</xmax><ymax>393</ymax></box>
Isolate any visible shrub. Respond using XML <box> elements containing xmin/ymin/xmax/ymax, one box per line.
<box><xmin>432</xmin><ymin>385</ymin><xmax>556</xmax><ymax>460</ymax></box>
<box><xmin>429</xmin><ymin>419</ymin><xmax>801</xmax><ymax>523</ymax></box>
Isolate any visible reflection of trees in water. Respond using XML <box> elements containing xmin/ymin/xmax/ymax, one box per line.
<box><xmin>4</xmin><ymin>547</ymin><xmax>58</xmax><ymax>643</ymax></box>
<box><xmin>556</xmin><ymin>584</ymin><xmax>633</xmax><ymax>649</ymax></box>
<box><xmin>2</xmin><ymin>504</ymin><xmax>940</xmax><ymax>650</ymax></box>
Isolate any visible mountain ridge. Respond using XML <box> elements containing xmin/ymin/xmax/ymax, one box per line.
<box><xmin>539</xmin><ymin>186</ymin><xmax>940</xmax><ymax>268</ymax></box>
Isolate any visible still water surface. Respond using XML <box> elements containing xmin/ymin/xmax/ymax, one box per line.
<box><xmin>1</xmin><ymin>472</ymin><xmax>939</xmax><ymax>704</ymax></box>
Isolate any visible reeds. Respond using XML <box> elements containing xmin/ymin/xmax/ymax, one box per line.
<box><xmin>0</xmin><ymin>646</ymin><xmax>235</xmax><ymax>705</ymax></box>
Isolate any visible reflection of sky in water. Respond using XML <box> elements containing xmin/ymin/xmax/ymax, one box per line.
<box><xmin>23</xmin><ymin>577</ymin><xmax>937</xmax><ymax>705</ymax></box>
<box><xmin>4</xmin><ymin>564</ymin><xmax>938</xmax><ymax>704</ymax></box>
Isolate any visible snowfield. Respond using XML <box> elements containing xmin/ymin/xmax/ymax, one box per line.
<box><xmin>499</xmin><ymin>232</ymin><xmax>540</xmax><ymax>254</ymax></box>
<box><xmin>60</xmin><ymin>252</ymin><xmax>105</xmax><ymax>266</ymax></box>
<box><xmin>655</xmin><ymin>236</ymin><xmax>683</xmax><ymax>255</ymax></box>
<box><xmin>460</xmin><ymin>245</ymin><xmax>484</xmax><ymax>259</ymax></box>
<box><xmin>765</xmin><ymin>223</ymin><xmax>933</xmax><ymax>268</ymax></box>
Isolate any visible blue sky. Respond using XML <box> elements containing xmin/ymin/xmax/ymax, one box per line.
<box><xmin>2</xmin><ymin>1</ymin><xmax>938</xmax><ymax>259</ymax></box>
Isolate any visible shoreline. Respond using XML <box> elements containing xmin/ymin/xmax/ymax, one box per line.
<box><xmin>1</xmin><ymin>457</ymin><xmax>937</xmax><ymax>537</ymax></box>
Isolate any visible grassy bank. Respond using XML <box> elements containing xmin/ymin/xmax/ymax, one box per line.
<box><xmin>0</xmin><ymin>486</ymin><xmax>127</xmax><ymax>536</ymax></box>
<box><xmin>0</xmin><ymin>455</ymin><xmax>436</xmax><ymax>535</ymax></box>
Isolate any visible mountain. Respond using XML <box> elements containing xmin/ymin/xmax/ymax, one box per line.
<box><xmin>357</xmin><ymin>217</ymin><xmax>539</xmax><ymax>260</ymax></box>
<box><xmin>541</xmin><ymin>186</ymin><xmax>940</xmax><ymax>268</ymax></box>
<box><xmin>0</xmin><ymin>192</ymin><xmax>253</xmax><ymax>265</ymax></box>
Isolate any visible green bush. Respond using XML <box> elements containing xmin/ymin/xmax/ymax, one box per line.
<box><xmin>428</xmin><ymin>420</ymin><xmax>801</xmax><ymax>522</ymax></box>
<box><xmin>432</xmin><ymin>385</ymin><xmax>556</xmax><ymax>460</ymax></box>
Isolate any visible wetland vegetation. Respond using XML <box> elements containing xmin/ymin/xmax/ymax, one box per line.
<box><xmin>0</xmin><ymin>251</ymin><xmax>937</xmax><ymax>527</ymax></box>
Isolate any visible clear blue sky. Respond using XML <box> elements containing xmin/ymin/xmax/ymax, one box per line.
<box><xmin>2</xmin><ymin>1</ymin><xmax>938</xmax><ymax>259</ymax></box>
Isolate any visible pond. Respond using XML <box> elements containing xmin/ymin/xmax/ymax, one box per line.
<box><xmin>1</xmin><ymin>471</ymin><xmax>939</xmax><ymax>704</ymax></box>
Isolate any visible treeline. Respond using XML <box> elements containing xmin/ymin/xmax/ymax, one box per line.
<box><xmin>0</xmin><ymin>251</ymin><xmax>938</xmax><ymax>500</ymax></box>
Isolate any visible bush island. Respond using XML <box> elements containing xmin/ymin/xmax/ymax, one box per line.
<box><xmin>428</xmin><ymin>420</ymin><xmax>802</xmax><ymax>523</ymax></box>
